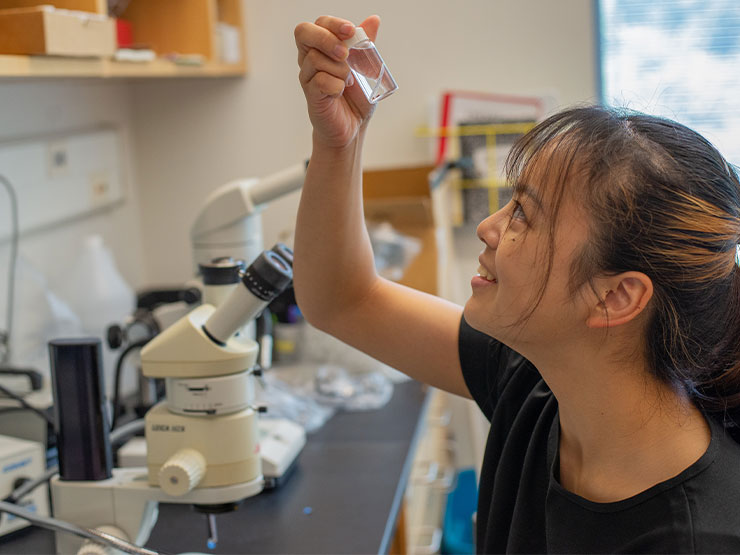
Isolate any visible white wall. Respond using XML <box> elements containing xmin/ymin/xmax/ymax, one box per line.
<box><xmin>131</xmin><ymin>0</ymin><xmax>598</xmax><ymax>284</ymax></box>
<box><xmin>0</xmin><ymin>81</ymin><xmax>145</xmax><ymax>290</ymax></box>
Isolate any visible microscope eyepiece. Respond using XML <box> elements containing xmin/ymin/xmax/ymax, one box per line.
<box><xmin>241</xmin><ymin>251</ymin><xmax>292</xmax><ymax>301</ymax></box>
<box><xmin>270</xmin><ymin>243</ymin><xmax>294</xmax><ymax>268</ymax></box>
<box><xmin>202</xmin><ymin>248</ymin><xmax>293</xmax><ymax>345</ymax></box>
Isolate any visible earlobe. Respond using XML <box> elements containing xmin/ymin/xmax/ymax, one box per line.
<box><xmin>586</xmin><ymin>272</ymin><xmax>653</xmax><ymax>329</ymax></box>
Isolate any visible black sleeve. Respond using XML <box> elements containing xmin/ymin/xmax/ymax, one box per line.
<box><xmin>458</xmin><ymin>315</ymin><xmax>516</xmax><ymax>421</ymax></box>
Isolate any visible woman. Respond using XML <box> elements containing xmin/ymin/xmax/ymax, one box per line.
<box><xmin>293</xmin><ymin>15</ymin><xmax>740</xmax><ymax>553</ymax></box>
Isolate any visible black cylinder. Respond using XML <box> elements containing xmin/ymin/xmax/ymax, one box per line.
<box><xmin>241</xmin><ymin>251</ymin><xmax>293</xmax><ymax>301</ymax></box>
<box><xmin>199</xmin><ymin>257</ymin><xmax>245</xmax><ymax>285</ymax></box>
<box><xmin>270</xmin><ymin>243</ymin><xmax>294</xmax><ymax>268</ymax></box>
<box><xmin>49</xmin><ymin>338</ymin><xmax>112</xmax><ymax>481</ymax></box>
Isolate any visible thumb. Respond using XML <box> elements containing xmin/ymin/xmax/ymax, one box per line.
<box><xmin>359</xmin><ymin>14</ymin><xmax>381</xmax><ymax>42</ymax></box>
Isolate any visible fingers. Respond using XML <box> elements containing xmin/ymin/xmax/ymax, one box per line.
<box><xmin>314</xmin><ymin>15</ymin><xmax>356</xmax><ymax>40</ymax></box>
<box><xmin>307</xmin><ymin>71</ymin><xmax>347</xmax><ymax>99</ymax></box>
<box><xmin>294</xmin><ymin>17</ymin><xmax>354</xmax><ymax>67</ymax></box>
<box><xmin>298</xmin><ymin>48</ymin><xmax>351</xmax><ymax>94</ymax></box>
<box><xmin>294</xmin><ymin>15</ymin><xmax>380</xmax><ymax>102</ymax></box>
<box><xmin>358</xmin><ymin>15</ymin><xmax>381</xmax><ymax>42</ymax></box>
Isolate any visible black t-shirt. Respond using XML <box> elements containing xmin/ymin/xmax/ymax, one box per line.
<box><xmin>458</xmin><ymin>315</ymin><xmax>740</xmax><ymax>553</ymax></box>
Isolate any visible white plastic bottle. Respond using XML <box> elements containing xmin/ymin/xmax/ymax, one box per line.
<box><xmin>63</xmin><ymin>235</ymin><xmax>134</xmax><ymax>336</ymax></box>
<box><xmin>59</xmin><ymin>235</ymin><xmax>135</xmax><ymax>397</ymax></box>
<box><xmin>344</xmin><ymin>26</ymin><xmax>398</xmax><ymax>104</ymax></box>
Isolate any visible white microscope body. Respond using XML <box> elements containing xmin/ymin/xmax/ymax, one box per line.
<box><xmin>142</xmin><ymin>304</ymin><xmax>262</xmax><ymax>495</ymax></box>
<box><xmin>51</xmin><ymin>250</ymin><xmax>293</xmax><ymax>554</ymax></box>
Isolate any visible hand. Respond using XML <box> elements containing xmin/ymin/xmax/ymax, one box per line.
<box><xmin>295</xmin><ymin>15</ymin><xmax>381</xmax><ymax>149</ymax></box>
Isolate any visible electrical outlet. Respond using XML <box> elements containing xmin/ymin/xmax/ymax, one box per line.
<box><xmin>47</xmin><ymin>140</ymin><xmax>70</xmax><ymax>178</ymax></box>
<box><xmin>90</xmin><ymin>171</ymin><xmax>112</xmax><ymax>206</ymax></box>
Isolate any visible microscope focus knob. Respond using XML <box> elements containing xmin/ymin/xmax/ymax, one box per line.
<box><xmin>158</xmin><ymin>448</ymin><xmax>207</xmax><ymax>496</ymax></box>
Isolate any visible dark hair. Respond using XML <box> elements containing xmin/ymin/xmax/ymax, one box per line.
<box><xmin>505</xmin><ymin>105</ymin><xmax>740</xmax><ymax>429</ymax></box>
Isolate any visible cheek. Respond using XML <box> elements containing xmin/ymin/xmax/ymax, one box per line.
<box><xmin>496</xmin><ymin>234</ymin><xmax>538</xmax><ymax>286</ymax></box>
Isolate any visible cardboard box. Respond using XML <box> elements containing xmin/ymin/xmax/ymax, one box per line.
<box><xmin>0</xmin><ymin>5</ymin><xmax>115</xmax><ymax>57</ymax></box>
<box><xmin>363</xmin><ymin>165</ymin><xmax>439</xmax><ymax>296</ymax></box>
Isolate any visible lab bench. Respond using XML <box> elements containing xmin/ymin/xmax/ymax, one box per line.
<box><xmin>0</xmin><ymin>380</ymin><xmax>430</xmax><ymax>555</ymax></box>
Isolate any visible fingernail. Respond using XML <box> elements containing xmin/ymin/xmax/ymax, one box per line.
<box><xmin>333</xmin><ymin>44</ymin><xmax>347</xmax><ymax>60</ymax></box>
<box><xmin>340</xmin><ymin>23</ymin><xmax>354</xmax><ymax>36</ymax></box>
<box><xmin>347</xmin><ymin>72</ymin><xmax>354</xmax><ymax>87</ymax></box>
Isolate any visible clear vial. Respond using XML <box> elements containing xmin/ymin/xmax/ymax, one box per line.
<box><xmin>344</xmin><ymin>27</ymin><xmax>398</xmax><ymax>104</ymax></box>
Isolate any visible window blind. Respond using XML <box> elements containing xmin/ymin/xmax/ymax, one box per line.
<box><xmin>599</xmin><ymin>0</ymin><xmax>740</xmax><ymax>164</ymax></box>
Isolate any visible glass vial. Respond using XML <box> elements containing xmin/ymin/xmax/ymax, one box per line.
<box><xmin>344</xmin><ymin>27</ymin><xmax>398</xmax><ymax>104</ymax></box>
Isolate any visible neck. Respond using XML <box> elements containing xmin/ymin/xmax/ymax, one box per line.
<box><xmin>526</xmin><ymin>335</ymin><xmax>710</xmax><ymax>503</ymax></box>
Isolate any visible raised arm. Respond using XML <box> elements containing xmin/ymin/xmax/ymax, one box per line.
<box><xmin>293</xmin><ymin>15</ymin><xmax>469</xmax><ymax>398</ymax></box>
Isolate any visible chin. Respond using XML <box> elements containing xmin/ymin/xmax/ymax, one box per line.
<box><xmin>462</xmin><ymin>302</ymin><xmax>492</xmax><ymax>335</ymax></box>
<box><xmin>462</xmin><ymin>302</ymin><xmax>529</xmax><ymax>350</ymax></box>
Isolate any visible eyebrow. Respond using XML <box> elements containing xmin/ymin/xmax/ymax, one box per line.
<box><xmin>513</xmin><ymin>184</ymin><xmax>544</xmax><ymax>213</ymax></box>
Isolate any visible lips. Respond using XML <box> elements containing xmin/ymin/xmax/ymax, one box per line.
<box><xmin>477</xmin><ymin>264</ymin><xmax>497</xmax><ymax>283</ymax></box>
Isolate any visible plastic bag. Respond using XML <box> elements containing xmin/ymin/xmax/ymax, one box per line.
<box><xmin>0</xmin><ymin>255</ymin><xmax>85</xmax><ymax>378</ymax></box>
<box><xmin>265</xmin><ymin>360</ymin><xmax>395</xmax><ymax>414</ymax></box>
<box><xmin>313</xmin><ymin>364</ymin><xmax>393</xmax><ymax>411</ymax></box>
<box><xmin>256</xmin><ymin>369</ymin><xmax>335</xmax><ymax>433</ymax></box>
<box><xmin>368</xmin><ymin>221</ymin><xmax>422</xmax><ymax>280</ymax></box>
<box><xmin>300</xmin><ymin>322</ymin><xmax>409</xmax><ymax>384</ymax></box>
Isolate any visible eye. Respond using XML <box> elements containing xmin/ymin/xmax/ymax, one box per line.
<box><xmin>511</xmin><ymin>200</ymin><xmax>526</xmax><ymax>221</ymax></box>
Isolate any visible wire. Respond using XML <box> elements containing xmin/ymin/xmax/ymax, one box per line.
<box><xmin>111</xmin><ymin>339</ymin><xmax>150</xmax><ymax>429</ymax></box>
<box><xmin>0</xmin><ymin>174</ymin><xmax>19</xmax><ymax>365</ymax></box>
<box><xmin>4</xmin><ymin>419</ymin><xmax>144</xmax><ymax>504</ymax></box>
<box><xmin>0</xmin><ymin>383</ymin><xmax>53</xmax><ymax>427</ymax></box>
<box><xmin>5</xmin><ymin>466</ymin><xmax>57</xmax><ymax>503</ymax></box>
<box><xmin>110</xmin><ymin>417</ymin><xmax>145</xmax><ymax>446</ymax></box>
<box><xmin>0</xmin><ymin>500</ymin><xmax>161</xmax><ymax>555</ymax></box>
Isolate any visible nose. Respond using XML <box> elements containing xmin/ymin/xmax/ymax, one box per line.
<box><xmin>476</xmin><ymin>207</ymin><xmax>506</xmax><ymax>249</ymax></box>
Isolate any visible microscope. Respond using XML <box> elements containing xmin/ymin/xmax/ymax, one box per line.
<box><xmin>50</xmin><ymin>248</ymin><xmax>293</xmax><ymax>554</ymax></box>
<box><xmin>49</xmin><ymin>163</ymin><xmax>309</xmax><ymax>553</ymax></box>
<box><xmin>111</xmin><ymin>162</ymin><xmax>308</xmax><ymax>478</ymax></box>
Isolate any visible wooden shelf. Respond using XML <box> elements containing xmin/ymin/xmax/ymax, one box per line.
<box><xmin>0</xmin><ymin>0</ymin><xmax>247</xmax><ymax>79</ymax></box>
<box><xmin>0</xmin><ymin>53</ymin><xmax>246</xmax><ymax>78</ymax></box>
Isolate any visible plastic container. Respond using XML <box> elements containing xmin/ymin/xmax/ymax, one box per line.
<box><xmin>344</xmin><ymin>26</ymin><xmax>398</xmax><ymax>104</ymax></box>
<box><xmin>442</xmin><ymin>468</ymin><xmax>478</xmax><ymax>554</ymax></box>
<box><xmin>58</xmin><ymin>235</ymin><xmax>135</xmax><ymax>397</ymax></box>
<box><xmin>62</xmin><ymin>235</ymin><xmax>134</xmax><ymax>336</ymax></box>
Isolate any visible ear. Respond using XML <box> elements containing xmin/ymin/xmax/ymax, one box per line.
<box><xmin>586</xmin><ymin>272</ymin><xmax>653</xmax><ymax>329</ymax></box>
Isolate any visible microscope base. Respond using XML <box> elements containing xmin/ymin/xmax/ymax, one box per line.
<box><xmin>51</xmin><ymin>467</ymin><xmax>263</xmax><ymax>554</ymax></box>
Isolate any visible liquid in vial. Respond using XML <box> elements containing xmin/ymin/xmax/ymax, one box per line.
<box><xmin>344</xmin><ymin>27</ymin><xmax>398</xmax><ymax>104</ymax></box>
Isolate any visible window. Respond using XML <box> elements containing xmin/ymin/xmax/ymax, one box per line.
<box><xmin>598</xmin><ymin>0</ymin><xmax>740</xmax><ymax>164</ymax></box>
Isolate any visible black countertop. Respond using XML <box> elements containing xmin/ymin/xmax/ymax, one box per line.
<box><xmin>0</xmin><ymin>380</ymin><xmax>430</xmax><ymax>554</ymax></box>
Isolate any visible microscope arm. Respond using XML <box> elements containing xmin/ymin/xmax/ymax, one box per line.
<box><xmin>190</xmin><ymin>162</ymin><xmax>306</xmax><ymax>242</ymax></box>
<box><xmin>189</xmin><ymin>162</ymin><xmax>306</xmax><ymax>268</ymax></box>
